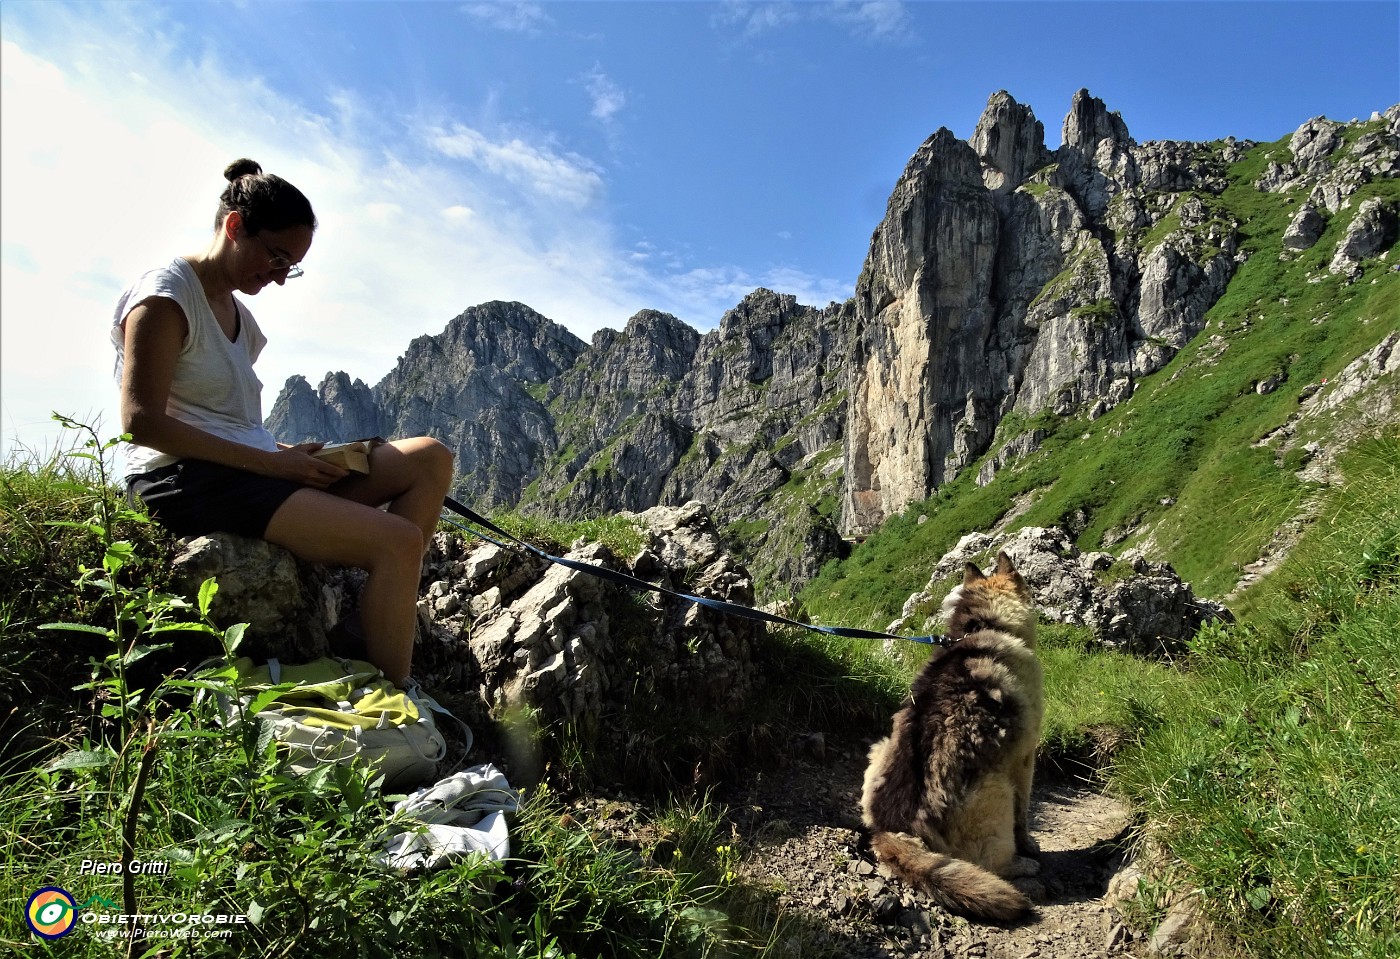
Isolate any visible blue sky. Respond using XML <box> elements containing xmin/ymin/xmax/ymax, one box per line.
<box><xmin>2</xmin><ymin>0</ymin><xmax>1397</xmax><ymax>458</ymax></box>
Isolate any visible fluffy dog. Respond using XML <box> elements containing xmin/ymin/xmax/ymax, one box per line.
<box><xmin>860</xmin><ymin>551</ymin><xmax>1043</xmax><ymax>921</ymax></box>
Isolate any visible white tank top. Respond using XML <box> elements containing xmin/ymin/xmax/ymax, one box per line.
<box><xmin>111</xmin><ymin>257</ymin><xmax>279</xmax><ymax>474</ymax></box>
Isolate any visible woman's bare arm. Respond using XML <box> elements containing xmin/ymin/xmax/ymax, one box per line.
<box><xmin>119</xmin><ymin>297</ymin><xmax>346</xmax><ymax>488</ymax></box>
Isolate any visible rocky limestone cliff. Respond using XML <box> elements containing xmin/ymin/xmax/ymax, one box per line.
<box><xmin>843</xmin><ymin>89</ymin><xmax>1253</xmax><ymax>533</ymax></box>
<box><xmin>275</xmin><ymin>301</ymin><xmax>588</xmax><ymax>506</ymax></box>
<box><xmin>269</xmin><ymin>92</ymin><xmax>1399</xmax><ymax>594</ymax></box>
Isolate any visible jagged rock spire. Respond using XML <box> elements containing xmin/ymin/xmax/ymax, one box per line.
<box><xmin>1056</xmin><ymin>89</ymin><xmax>1138</xmax><ymax>218</ymax></box>
<box><xmin>971</xmin><ymin>90</ymin><xmax>1050</xmax><ymax>194</ymax></box>
<box><xmin>1061</xmin><ymin>88</ymin><xmax>1133</xmax><ymax>154</ymax></box>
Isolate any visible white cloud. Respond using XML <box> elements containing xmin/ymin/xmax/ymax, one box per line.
<box><xmin>0</xmin><ymin>8</ymin><xmax>852</xmax><ymax>459</ymax></box>
<box><xmin>365</xmin><ymin>202</ymin><xmax>404</xmax><ymax>222</ymax></box>
<box><xmin>430</xmin><ymin>124</ymin><xmax>605</xmax><ymax>206</ymax></box>
<box><xmin>714</xmin><ymin>0</ymin><xmax>914</xmax><ymax>45</ymax></box>
<box><xmin>583</xmin><ymin>65</ymin><xmax>626</xmax><ymax>124</ymax></box>
<box><xmin>712</xmin><ymin>1</ymin><xmax>801</xmax><ymax>40</ymax></box>
<box><xmin>657</xmin><ymin>263</ymin><xmax>851</xmax><ymax>320</ymax></box>
<box><xmin>826</xmin><ymin>1</ymin><xmax>916</xmax><ymax>44</ymax></box>
<box><xmin>461</xmin><ymin>2</ymin><xmax>552</xmax><ymax>36</ymax></box>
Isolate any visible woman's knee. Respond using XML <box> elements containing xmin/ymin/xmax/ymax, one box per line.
<box><xmin>377</xmin><ymin>513</ymin><xmax>425</xmax><ymax>564</ymax></box>
<box><xmin>265</xmin><ymin>492</ymin><xmax>421</xmax><ymax>570</ymax></box>
<box><xmin>382</xmin><ymin>437</ymin><xmax>453</xmax><ymax>484</ymax></box>
<box><xmin>410</xmin><ymin>437</ymin><xmax>454</xmax><ymax>487</ymax></box>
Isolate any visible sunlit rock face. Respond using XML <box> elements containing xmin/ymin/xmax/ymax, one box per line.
<box><xmin>843</xmin><ymin>89</ymin><xmax>1256</xmax><ymax>534</ymax></box>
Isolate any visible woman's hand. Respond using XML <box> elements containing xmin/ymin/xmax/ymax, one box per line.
<box><xmin>264</xmin><ymin>443</ymin><xmax>348</xmax><ymax>489</ymax></box>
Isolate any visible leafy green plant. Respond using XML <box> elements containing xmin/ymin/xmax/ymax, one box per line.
<box><xmin>1</xmin><ymin>420</ymin><xmax>780</xmax><ymax>958</ymax></box>
<box><xmin>38</xmin><ymin>418</ymin><xmax>228</xmax><ymax>764</ymax></box>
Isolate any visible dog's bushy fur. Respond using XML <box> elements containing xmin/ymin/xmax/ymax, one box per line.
<box><xmin>860</xmin><ymin>552</ymin><xmax>1044</xmax><ymax>921</ymax></box>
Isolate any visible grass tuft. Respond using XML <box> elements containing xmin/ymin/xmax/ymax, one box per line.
<box><xmin>1110</xmin><ymin>436</ymin><xmax>1400</xmax><ymax>958</ymax></box>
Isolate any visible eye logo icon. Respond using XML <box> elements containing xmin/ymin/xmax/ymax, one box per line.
<box><xmin>25</xmin><ymin>886</ymin><xmax>77</xmax><ymax>939</ymax></box>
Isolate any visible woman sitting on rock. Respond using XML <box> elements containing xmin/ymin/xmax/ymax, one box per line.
<box><xmin>111</xmin><ymin>158</ymin><xmax>453</xmax><ymax>686</ymax></box>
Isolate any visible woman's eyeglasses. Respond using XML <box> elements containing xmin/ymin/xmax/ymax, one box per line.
<box><xmin>256</xmin><ymin>236</ymin><xmax>305</xmax><ymax>279</ymax></box>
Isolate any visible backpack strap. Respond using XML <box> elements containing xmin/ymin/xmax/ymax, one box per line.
<box><xmin>405</xmin><ymin>683</ymin><xmax>474</xmax><ymax>774</ymax></box>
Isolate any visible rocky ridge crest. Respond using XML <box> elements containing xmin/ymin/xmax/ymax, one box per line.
<box><xmin>269</xmin><ymin>92</ymin><xmax>1399</xmax><ymax>595</ymax></box>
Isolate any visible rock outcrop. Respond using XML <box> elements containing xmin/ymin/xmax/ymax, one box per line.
<box><xmin>1282</xmin><ymin>203</ymin><xmax>1327</xmax><ymax>250</ymax></box>
<box><xmin>171</xmin><ymin>534</ymin><xmax>365</xmax><ymax>663</ymax></box>
<box><xmin>1256</xmin><ymin>106</ymin><xmax>1400</xmax><ymax>212</ymax></box>
<box><xmin>1329</xmin><ymin>197</ymin><xmax>1398</xmax><ymax>276</ymax></box>
<box><xmin>422</xmin><ymin>501</ymin><xmax>764</xmax><ymax>741</ymax></box>
<box><xmin>172</xmin><ymin>503</ymin><xmax>765</xmax><ymax>788</ymax></box>
<box><xmin>889</xmin><ymin>526</ymin><xmax>1231</xmax><ymax>657</ymax></box>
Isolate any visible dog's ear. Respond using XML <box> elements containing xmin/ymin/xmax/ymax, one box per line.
<box><xmin>963</xmin><ymin>561</ymin><xmax>985</xmax><ymax>585</ymax></box>
<box><xmin>995</xmin><ymin>551</ymin><xmax>1016</xmax><ymax>576</ymax></box>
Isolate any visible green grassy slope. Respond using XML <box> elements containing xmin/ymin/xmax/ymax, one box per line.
<box><xmin>798</xmin><ymin>129</ymin><xmax>1399</xmax><ymax>957</ymax></box>
<box><xmin>803</xmin><ymin>134</ymin><xmax>1399</xmax><ymax>627</ymax></box>
<box><xmin>1114</xmin><ymin>435</ymin><xmax>1400</xmax><ymax>958</ymax></box>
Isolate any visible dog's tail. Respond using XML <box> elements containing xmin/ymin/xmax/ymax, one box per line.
<box><xmin>870</xmin><ymin>831</ymin><xmax>1032</xmax><ymax>922</ymax></box>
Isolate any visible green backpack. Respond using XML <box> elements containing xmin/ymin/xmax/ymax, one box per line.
<box><xmin>216</xmin><ymin>656</ymin><xmax>462</xmax><ymax>791</ymax></box>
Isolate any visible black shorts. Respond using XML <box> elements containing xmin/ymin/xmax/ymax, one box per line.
<box><xmin>126</xmin><ymin>459</ymin><xmax>305</xmax><ymax>539</ymax></box>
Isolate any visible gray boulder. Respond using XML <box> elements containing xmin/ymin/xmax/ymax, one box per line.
<box><xmin>426</xmin><ymin>501</ymin><xmax>763</xmax><ymax>729</ymax></box>
<box><xmin>1329</xmin><ymin>198</ymin><xmax>1398</xmax><ymax>276</ymax></box>
<box><xmin>1282</xmin><ymin>204</ymin><xmax>1327</xmax><ymax>251</ymax></box>
<box><xmin>889</xmin><ymin>526</ymin><xmax>1231</xmax><ymax>656</ymax></box>
<box><xmin>171</xmin><ymin>533</ymin><xmax>365</xmax><ymax>663</ymax></box>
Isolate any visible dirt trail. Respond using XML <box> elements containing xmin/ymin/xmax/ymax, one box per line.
<box><xmin>715</xmin><ymin>734</ymin><xmax>1146</xmax><ymax>958</ymax></box>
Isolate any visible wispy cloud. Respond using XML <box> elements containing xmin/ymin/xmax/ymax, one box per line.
<box><xmin>430</xmin><ymin>124</ymin><xmax>606</xmax><ymax>206</ymax></box>
<box><xmin>461</xmin><ymin>1</ymin><xmax>552</xmax><ymax>36</ymax></box>
<box><xmin>825</xmin><ymin>1</ymin><xmax>916</xmax><ymax>44</ymax></box>
<box><xmin>714</xmin><ymin>0</ymin><xmax>915</xmax><ymax>45</ymax></box>
<box><xmin>712</xmin><ymin>1</ymin><xmax>801</xmax><ymax>40</ymax></box>
<box><xmin>660</xmin><ymin>263</ymin><xmax>851</xmax><ymax>318</ymax></box>
<box><xmin>582</xmin><ymin>65</ymin><xmax>626</xmax><ymax>124</ymax></box>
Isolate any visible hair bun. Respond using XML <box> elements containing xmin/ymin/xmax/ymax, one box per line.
<box><xmin>223</xmin><ymin>158</ymin><xmax>263</xmax><ymax>181</ymax></box>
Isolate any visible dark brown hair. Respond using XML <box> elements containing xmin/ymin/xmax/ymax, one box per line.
<box><xmin>215</xmin><ymin>158</ymin><xmax>317</xmax><ymax>235</ymax></box>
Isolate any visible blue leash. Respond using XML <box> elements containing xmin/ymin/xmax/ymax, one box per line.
<box><xmin>439</xmin><ymin>496</ymin><xmax>955</xmax><ymax>648</ymax></box>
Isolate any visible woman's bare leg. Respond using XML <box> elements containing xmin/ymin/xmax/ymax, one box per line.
<box><xmin>263</xmin><ymin>437</ymin><xmax>453</xmax><ymax>684</ymax></box>
<box><xmin>263</xmin><ymin>489</ymin><xmax>424</xmax><ymax>685</ymax></box>
<box><xmin>329</xmin><ymin>437</ymin><xmax>455</xmax><ymax>548</ymax></box>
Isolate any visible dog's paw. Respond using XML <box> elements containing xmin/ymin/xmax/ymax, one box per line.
<box><xmin>1005</xmin><ymin>854</ymin><xmax>1041</xmax><ymax>878</ymax></box>
<box><xmin>1011</xmin><ymin>875</ymin><xmax>1046</xmax><ymax>903</ymax></box>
